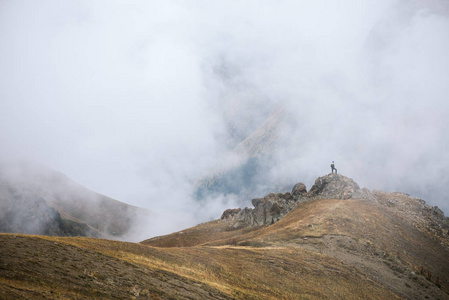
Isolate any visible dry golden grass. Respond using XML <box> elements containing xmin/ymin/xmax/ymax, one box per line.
<box><xmin>1</xmin><ymin>233</ymin><xmax>401</xmax><ymax>299</ymax></box>
<box><xmin>141</xmin><ymin>219</ymin><xmax>262</xmax><ymax>247</ymax></box>
<box><xmin>0</xmin><ymin>234</ymin><xmax>231</xmax><ymax>299</ymax></box>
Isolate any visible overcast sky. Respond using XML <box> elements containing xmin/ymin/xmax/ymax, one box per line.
<box><xmin>1</xmin><ymin>0</ymin><xmax>449</xmax><ymax>237</ymax></box>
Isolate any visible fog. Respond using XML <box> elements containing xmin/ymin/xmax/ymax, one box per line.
<box><xmin>1</xmin><ymin>1</ymin><xmax>448</xmax><ymax>239</ymax></box>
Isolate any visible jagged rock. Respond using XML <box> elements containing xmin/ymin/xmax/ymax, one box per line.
<box><xmin>304</xmin><ymin>174</ymin><xmax>374</xmax><ymax>200</ymax></box>
<box><xmin>291</xmin><ymin>182</ymin><xmax>307</xmax><ymax>199</ymax></box>
<box><xmin>224</xmin><ymin>191</ymin><xmax>298</xmax><ymax>229</ymax></box>
<box><xmin>252</xmin><ymin>192</ymin><xmax>297</xmax><ymax>225</ymax></box>
<box><xmin>221</xmin><ymin>208</ymin><xmax>241</xmax><ymax>220</ymax></box>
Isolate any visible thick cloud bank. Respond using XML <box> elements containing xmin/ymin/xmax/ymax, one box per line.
<box><xmin>1</xmin><ymin>0</ymin><xmax>448</xmax><ymax>237</ymax></box>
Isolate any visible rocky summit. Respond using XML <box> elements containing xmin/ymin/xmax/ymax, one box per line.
<box><xmin>220</xmin><ymin>173</ymin><xmax>376</xmax><ymax>230</ymax></box>
<box><xmin>304</xmin><ymin>173</ymin><xmax>375</xmax><ymax>200</ymax></box>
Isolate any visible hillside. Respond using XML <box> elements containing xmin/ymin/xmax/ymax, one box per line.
<box><xmin>0</xmin><ymin>162</ymin><xmax>151</xmax><ymax>240</ymax></box>
<box><xmin>0</xmin><ymin>233</ymin><xmax>399</xmax><ymax>299</ymax></box>
<box><xmin>143</xmin><ymin>174</ymin><xmax>449</xmax><ymax>299</ymax></box>
<box><xmin>1</xmin><ymin>174</ymin><xmax>448</xmax><ymax>299</ymax></box>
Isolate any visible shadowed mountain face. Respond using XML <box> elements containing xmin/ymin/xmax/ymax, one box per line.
<box><xmin>0</xmin><ymin>162</ymin><xmax>151</xmax><ymax>240</ymax></box>
<box><xmin>0</xmin><ymin>182</ymin><xmax>95</xmax><ymax>237</ymax></box>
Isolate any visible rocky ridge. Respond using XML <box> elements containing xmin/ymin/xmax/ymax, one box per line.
<box><xmin>305</xmin><ymin>173</ymin><xmax>375</xmax><ymax>200</ymax></box>
<box><xmin>221</xmin><ymin>174</ymin><xmax>448</xmax><ymax>237</ymax></box>
<box><xmin>221</xmin><ymin>173</ymin><xmax>365</xmax><ymax>229</ymax></box>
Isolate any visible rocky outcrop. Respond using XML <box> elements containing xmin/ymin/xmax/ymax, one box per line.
<box><xmin>250</xmin><ymin>192</ymin><xmax>296</xmax><ymax>225</ymax></box>
<box><xmin>221</xmin><ymin>174</ymin><xmax>378</xmax><ymax>230</ymax></box>
<box><xmin>303</xmin><ymin>174</ymin><xmax>374</xmax><ymax>201</ymax></box>
<box><xmin>291</xmin><ymin>182</ymin><xmax>307</xmax><ymax>199</ymax></box>
<box><xmin>223</xmin><ymin>184</ymin><xmax>307</xmax><ymax>229</ymax></box>
<box><xmin>221</xmin><ymin>208</ymin><xmax>241</xmax><ymax>220</ymax></box>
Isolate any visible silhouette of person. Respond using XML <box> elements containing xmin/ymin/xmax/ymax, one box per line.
<box><xmin>331</xmin><ymin>161</ymin><xmax>337</xmax><ymax>174</ymax></box>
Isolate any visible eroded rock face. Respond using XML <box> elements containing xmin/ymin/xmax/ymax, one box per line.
<box><xmin>251</xmin><ymin>192</ymin><xmax>296</xmax><ymax>225</ymax></box>
<box><xmin>224</xmin><ymin>182</ymin><xmax>308</xmax><ymax>229</ymax></box>
<box><xmin>304</xmin><ymin>174</ymin><xmax>374</xmax><ymax>201</ymax></box>
<box><xmin>220</xmin><ymin>208</ymin><xmax>241</xmax><ymax>220</ymax></box>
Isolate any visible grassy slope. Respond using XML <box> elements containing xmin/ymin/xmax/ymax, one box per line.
<box><xmin>0</xmin><ymin>234</ymin><xmax>398</xmax><ymax>299</ymax></box>
<box><xmin>0</xmin><ymin>234</ymin><xmax>230</xmax><ymax>299</ymax></box>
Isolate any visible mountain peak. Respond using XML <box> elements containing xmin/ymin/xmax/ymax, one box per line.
<box><xmin>304</xmin><ymin>173</ymin><xmax>374</xmax><ymax>201</ymax></box>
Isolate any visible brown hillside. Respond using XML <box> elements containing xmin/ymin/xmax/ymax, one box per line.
<box><xmin>0</xmin><ymin>234</ymin><xmax>229</xmax><ymax>299</ymax></box>
<box><xmin>0</xmin><ymin>233</ymin><xmax>399</xmax><ymax>299</ymax></box>
<box><xmin>143</xmin><ymin>175</ymin><xmax>449</xmax><ymax>299</ymax></box>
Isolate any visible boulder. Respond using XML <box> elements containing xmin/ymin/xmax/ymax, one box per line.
<box><xmin>304</xmin><ymin>174</ymin><xmax>374</xmax><ymax>200</ymax></box>
<box><xmin>291</xmin><ymin>182</ymin><xmax>307</xmax><ymax>199</ymax></box>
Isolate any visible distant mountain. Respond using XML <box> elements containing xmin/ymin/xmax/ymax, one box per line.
<box><xmin>0</xmin><ymin>162</ymin><xmax>151</xmax><ymax>240</ymax></box>
<box><xmin>194</xmin><ymin>107</ymin><xmax>291</xmax><ymax>201</ymax></box>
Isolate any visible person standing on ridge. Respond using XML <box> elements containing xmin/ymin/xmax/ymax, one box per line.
<box><xmin>331</xmin><ymin>161</ymin><xmax>337</xmax><ymax>174</ymax></box>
